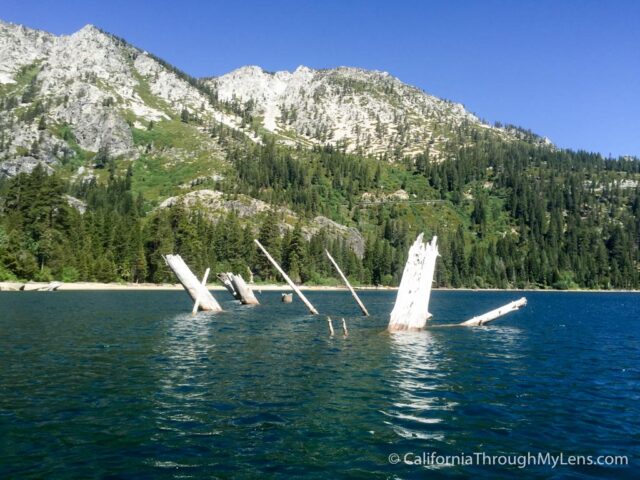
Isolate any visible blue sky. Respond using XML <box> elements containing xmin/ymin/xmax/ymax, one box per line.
<box><xmin>3</xmin><ymin>0</ymin><xmax>639</xmax><ymax>157</ymax></box>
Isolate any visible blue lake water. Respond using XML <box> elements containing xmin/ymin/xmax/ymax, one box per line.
<box><xmin>1</xmin><ymin>290</ymin><xmax>639</xmax><ymax>478</ymax></box>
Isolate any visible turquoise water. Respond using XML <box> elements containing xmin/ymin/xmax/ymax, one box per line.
<box><xmin>1</xmin><ymin>290</ymin><xmax>639</xmax><ymax>478</ymax></box>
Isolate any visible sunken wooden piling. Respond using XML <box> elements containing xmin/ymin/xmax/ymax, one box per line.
<box><xmin>217</xmin><ymin>272</ymin><xmax>259</xmax><ymax>305</ymax></box>
<box><xmin>387</xmin><ymin>234</ymin><xmax>528</xmax><ymax>331</ymax></box>
<box><xmin>341</xmin><ymin>318</ymin><xmax>349</xmax><ymax>337</ymax></box>
<box><xmin>217</xmin><ymin>272</ymin><xmax>240</xmax><ymax>300</ymax></box>
<box><xmin>254</xmin><ymin>239</ymin><xmax>319</xmax><ymax>315</ymax></box>
<box><xmin>232</xmin><ymin>274</ymin><xmax>259</xmax><ymax>305</ymax></box>
<box><xmin>164</xmin><ymin>254</ymin><xmax>222</xmax><ymax>312</ymax></box>
<box><xmin>325</xmin><ymin>249</ymin><xmax>369</xmax><ymax>316</ymax></box>
<box><xmin>327</xmin><ymin>316</ymin><xmax>335</xmax><ymax>336</ymax></box>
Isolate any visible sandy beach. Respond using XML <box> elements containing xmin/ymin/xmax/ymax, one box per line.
<box><xmin>1</xmin><ymin>281</ymin><xmax>638</xmax><ymax>293</ymax></box>
<box><xmin>0</xmin><ymin>281</ymin><xmax>392</xmax><ymax>292</ymax></box>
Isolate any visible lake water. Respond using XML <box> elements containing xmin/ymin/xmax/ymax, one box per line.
<box><xmin>1</xmin><ymin>290</ymin><xmax>639</xmax><ymax>478</ymax></box>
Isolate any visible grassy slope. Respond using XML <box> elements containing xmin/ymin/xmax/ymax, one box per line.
<box><xmin>130</xmin><ymin>120</ymin><xmax>228</xmax><ymax>201</ymax></box>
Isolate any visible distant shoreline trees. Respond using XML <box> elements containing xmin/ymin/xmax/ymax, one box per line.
<box><xmin>0</xmin><ymin>133</ymin><xmax>638</xmax><ymax>289</ymax></box>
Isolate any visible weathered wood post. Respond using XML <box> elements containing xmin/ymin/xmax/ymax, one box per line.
<box><xmin>327</xmin><ymin>316</ymin><xmax>335</xmax><ymax>336</ymax></box>
<box><xmin>164</xmin><ymin>254</ymin><xmax>222</xmax><ymax>312</ymax></box>
<box><xmin>254</xmin><ymin>239</ymin><xmax>319</xmax><ymax>315</ymax></box>
<box><xmin>217</xmin><ymin>272</ymin><xmax>240</xmax><ymax>300</ymax></box>
<box><xmin>325</xmin><ymin>249</ymin><xmax>369</xmax><ymax>316</ymax></box>
<box><xmin>388</xmin><ymin>234</ymin><xmax>439</xmax><ymax>332</ymax></box>
<box><xmin>231</xmin><ymin>273</ymin><xmax>259</xmax><ymax>305</ymax></box>
<box><xmin>192</xmin><ymin>268</ymin><xmax>210</xmax><ymax>315</ymax></box>
<box><xmin>341</xmin><ymin>318</ymin><xmax>349</xmax><ymax>337</ymax></box>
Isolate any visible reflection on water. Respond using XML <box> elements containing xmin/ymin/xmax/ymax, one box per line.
<box><xmin>386</xmin><ymin>331</ymin><xmax>454</xmax><ymax>442</ymax></box>
<box><xmin>382</xmin><ymin>322</ymin><xmax>532</xmax><ymax>465</ymax></box>
<box><xmin>151</xmin><ymin>312</ymin><xmax>223</xmax><ymax>467</ymax></box>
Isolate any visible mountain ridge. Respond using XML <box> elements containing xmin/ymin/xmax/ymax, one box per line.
<box><xmin>207</xmin><ymin>63</ymin><xmax>549</xmax><ymax>158</ymax></box>
<box><xmin>0</xmin><ymin>20</ymin><xmax>553</xmax><ymax>182</ymax></box>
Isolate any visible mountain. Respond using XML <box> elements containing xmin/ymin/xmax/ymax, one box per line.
<box><xmin>0</xmin><ymin>20</ymin><xmax>548</xmax><ymax>181</ymax></box>
<box><xmin>0</xmin><ymin>20</ymin><xmax>638</xmax><ymax>290</ymax></box>
<box><xmin>0</xmin><ymin>21</ymin><xmax>256</xmax><ymax>179</ymax></box>
<box><xmin>208</xmin><ymin>65</ymin><xmax>548</xmax><ymax>158</ymax></box>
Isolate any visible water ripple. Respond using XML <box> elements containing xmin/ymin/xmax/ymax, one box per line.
<box><xmin>0</xmin><ymin>290</ymin><xmax>638</xmax><ymax>478</ymax></box>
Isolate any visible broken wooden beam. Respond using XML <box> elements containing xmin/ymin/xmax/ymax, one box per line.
<box><xmin>459</xmin><ymin>297</ymin><xmax>527</xmax><ymax>326</ymax></box>
<box><xmin>325</xmin><ymin>249</ymin><xmax>369</xmax><ymax>316</ymax></box>
<box><xmin>217</xmin><ymin>272</ymin><xmax>240</xmax><ymax>300</ymax></box>
<box><xmin>254</xmin><ymin>239</ymin><xmax>319</xmax><ymax>315</ymax></box>
<box><xmin>217</xmin><ymin>272</ymin><xmax>260</xmax><ymax>305</ymax></box>
<box><xmin>164</xmin><ymin>254</ymin><xmax>222</xmax><ymax>312</ymax></box>
<box><xmin>388</xmin><ymin>234</ymin><xmax>439</xmax><ymax>332</ymax></box>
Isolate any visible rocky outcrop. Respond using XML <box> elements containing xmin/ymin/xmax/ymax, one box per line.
<box><xmin>303</xmin><ymin>216</ymin><xmax>365</xmax><ymax>259</ymax></box>
<box><xmin>158</xmin><ymin>189</ymin><xmax>365</xmax><ymax>258</ymax></box>
<box><xmin>0</xmin><ymin>21</ymin><xmax>249</xmax><ymax>177</ymax></box>
<box><xmin>0</xmin><ymin>156</ymin><xmax>55</xmax><ymax>177</ymax></box>
<box><xmin>208</xmin><ymin>65</ymin><xmax>534</xmax><ymax>159</ymax></box>
<box><xmin>64</xmin><ymin>195</ymin><xmax>87</xmax><ymax>214</ymax></box>
<box><xmin>159</xmin><ymin>189</ymin><xmax>275</xmax><ymax>218</ymax></box>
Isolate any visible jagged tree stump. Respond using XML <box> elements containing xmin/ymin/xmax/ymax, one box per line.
<box><xmin>388</xmin><ymin>234</ymin><xmax>439</xmax><ymax>332</ymax></box>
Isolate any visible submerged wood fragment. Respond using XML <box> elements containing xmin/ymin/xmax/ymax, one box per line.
<box><xmin>192</xmin><ymin>268</ymin><xmax>211</xmax><ymax>315</ymax></box>
<box><xmin>231</xmin><ymin>274</ymin><xmax>259</xmax><ymax>305</ymax></box>
<box><xmin>21</xmin><ymin>281</ymin><xmax>63</xmax><ymax>291</ymax></box>
<box><xmin>217</xmin><ymin>272</ymin><xmax>240</xmax><ymax>300</ymax></box>
<box><xmin>341</xmin><ymin>318</ymin><xmax>349</xmax><ymax>337</ymax></box>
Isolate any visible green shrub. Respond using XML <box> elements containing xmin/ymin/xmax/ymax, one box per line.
<box><xmin>0</xmin><ymin>265</ymin><xmax>18</xmax><ymax>281</ymax></box>
<box><xmin>61</xmin><ymin>266</ymin><xmax>80</xmax><ymax>282</ymax></box>
<box><xmin>34</xmin><ymin>267</ymin><xmax>53</xmax><ymax>282</ymax></box>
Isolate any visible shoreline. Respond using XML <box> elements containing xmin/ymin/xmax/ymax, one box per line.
<box><xmin>1</xmin><ymin>281</ymin><xmax>638</xmax><ymax>293</ymax></box>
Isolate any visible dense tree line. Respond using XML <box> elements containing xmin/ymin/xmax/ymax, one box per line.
<box><xmin>0</xmin><ymin>165</ymin><xmax>363</xmax><ymax>285</ymax></box>
<box><xmin>0</xmin><ymin>129</ymin><xmax>639</xmax><ymax>289</ymax></box>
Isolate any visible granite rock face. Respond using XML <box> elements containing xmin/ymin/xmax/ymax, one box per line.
<box><xmin>0</xmin><ymin>21</ymin><xmax>246</xmax><ymax>178</ymax></box>
<box><xmin>207</xmin><ymin>65</ymin><xmax>546</xmax><ymax>159</ymax></box>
